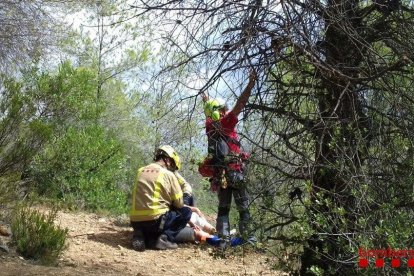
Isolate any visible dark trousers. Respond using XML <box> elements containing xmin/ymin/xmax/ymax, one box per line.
<box><xmin>162</xmin><ymin>207</ymin><xmax>192</xmax><ymax>242</ymax></box>
<box><xmin>183</xmin><ymin>193</ymin><xmax>195</xmax><ymax>206</ymax></box>
<box><xmin>131</xmin><ymin>206</ymin><xmax>192</xmax><ymax>248</ymax></box>
<box><xmin>216</xmin><ymin>182</ymin><xmax>250</xmax><ymax>237</ymax></box>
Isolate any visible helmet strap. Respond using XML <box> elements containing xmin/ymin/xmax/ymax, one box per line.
<box><xmin>162</xmin><ymin>156</ymin><xmax>176</xmax><ymax>172</ymax></box>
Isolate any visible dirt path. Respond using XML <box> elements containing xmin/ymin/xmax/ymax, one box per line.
<box><xmin>1</xmin><ymin>210</ymin><xmax>284</xmax><ymax>275</ymax></box>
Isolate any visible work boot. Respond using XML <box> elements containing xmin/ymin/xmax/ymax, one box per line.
<box><xmin>132</xmin><ymin>235</ymin><xmax>145</xmax><ymax>252</ymax></box>
<box><xmin>155</xmin><ymin>234</ymin><xmax>178</xmax><ymax>250</ymax></box>
<box><xmin>132</xmin><ymin>229</ymin><xmax>145</xmax><ymax>251</ymax></box>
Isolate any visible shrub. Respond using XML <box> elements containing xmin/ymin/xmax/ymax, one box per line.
<box><xmin>30</xmin><ymin>125</ymin><xmax>129</xmax><ymax>214</ymax></box>
<box><xmin>11</xmin><ymin>206</ymin><xmax>68</xmax><ymax>265</ymax></box>
<box><xmin>0</xmin><ymin>174</ymin><xmax>19</xmax><ymax>208</ymax></box>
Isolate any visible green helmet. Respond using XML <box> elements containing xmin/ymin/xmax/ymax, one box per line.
<box><xmin>204</xmin><ymin>98</ymin><xmax>226</xmax><ymax>121</ymax></box>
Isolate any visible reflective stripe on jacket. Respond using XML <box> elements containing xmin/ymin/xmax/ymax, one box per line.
<box><xmin>130</xmin><ymin>163</ymin><xmax>183</xmax><ymax>222</ymax></box>
<box><xmin>175</xmin><ymin>172</ymin><xmax>192</xmax><ymax>195</ymax></box>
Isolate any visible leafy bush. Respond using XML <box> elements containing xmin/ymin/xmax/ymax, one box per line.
<box><xmin>30</xmin><ymin>125</ymin><xmax>129</xmax><ymax>213</ymax></box>
<box><xmin>16</xmin><ymin>62</ymin><xmax>130</xmax><ymax>214</ymax></box>
<box><xmin>11</xmin><ymin>207</ymin><xmax>68</xmax><ymax>265</ymax></box>
<box><xmin>0</xmin><ymin>174</ymin><xmax>19</xmax><ymax>208</ymax></box>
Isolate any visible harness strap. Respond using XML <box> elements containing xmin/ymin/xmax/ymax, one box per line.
<box><xmin>225</xmin><ymin>136</ymin><xmax>241</xmax><ymax>147</ymax></box>
<box><xmin>158</xmin><ymin>213</ymin><xmax>166</xmax><ymax>232</ymax></box>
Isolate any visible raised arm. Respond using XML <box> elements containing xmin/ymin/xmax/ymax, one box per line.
<box><xmin>231</xmin><ymin>70</ymin><xmax>257</xmax><ymax>117</ymax></box>
<box><xmin>201</xmin><ymin>91</ymin><xmax>209</xmax><ymax>103</ymax></box>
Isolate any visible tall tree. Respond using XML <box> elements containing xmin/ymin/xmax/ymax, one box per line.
<box><xmin>131</xmin><ymin>0</ymin><xmax>414</xmax><ymax>273</ymax></box>
<box><xmin>63</xmin><ymin>0</ymin><xmax>151</xmax><ymax>100</ymax></box>
<box><xmin>58</xmin><ymin>0</ymin><xmax>156</xmax><ymax>183</ymax></box>
<box><xmin>0</xmin><ymin>0</ymin><xmax>87</xmax><ymax>72</ymax></box>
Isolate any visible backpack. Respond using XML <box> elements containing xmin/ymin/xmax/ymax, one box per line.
<box><xmin>207</xmin><ymin>130</ymin><xmax>240</xmax><ymax>165</ymax></box>
<box><xmin>208</xmin><ymin>134</ymin><xmax>229</xmax><ymax>164</ymax></box>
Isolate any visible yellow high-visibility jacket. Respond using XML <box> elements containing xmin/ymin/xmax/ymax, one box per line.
<box><xmin>130</xmin><ymin>163</ymin><xmax>183</xmax><ymax>222</ymax></box>
<box><xmin>174</xmin><ymin>172</ymin><xmax>193</xmax><ymax>195</ymax></box>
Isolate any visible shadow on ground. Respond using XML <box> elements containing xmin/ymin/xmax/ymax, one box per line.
<box><xmin>88</xmin><ymin>228</ymin><xmax>133</xmax><ymax>250</ymax></box>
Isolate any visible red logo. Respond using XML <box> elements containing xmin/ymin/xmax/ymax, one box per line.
<box><xmin>359</xmin><ymin>259</ymin><xmax>368</xmax><ymax>268</ymax></box>
<box><xmin>359</xmin><ymin>248</ymin><xmax>414</xmax><ymax>269</ymax></box>
<box><xmin>375</xmin><ymin>259</ymin><xmax>384</xmax><ymax>268</ymax></box>
<box><xmin>391</xmin><ymin>259</ymin><xmax>401</xmax><ymax>268</ymax></box>
<box><xmin>408</xmin><ymin>259</ymin><xmax>414</xmax><ymax>268</ymax></box>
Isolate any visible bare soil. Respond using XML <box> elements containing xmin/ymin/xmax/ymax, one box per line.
<box><xmin>0</xmin><ymin>209</ymin><xmax>284</xmax><ymax>275</ymax></box>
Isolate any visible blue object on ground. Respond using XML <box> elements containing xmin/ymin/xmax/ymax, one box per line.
<box><xmin>206</xmin><ymin>235</ymin><xmax>221</xmax><ymax>246</ymax></box>
<box><xmin>230</xmin><ymin>237</ymin><xmax>245</xmax><ymax>247</ymax></box>
<box><xmin>207</xmin><ymin>236</ymin><xmax>255</xmax><ymax>247</ymax></box>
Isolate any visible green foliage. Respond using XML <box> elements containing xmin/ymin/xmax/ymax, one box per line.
<box><xmin>0</xmin><ymin>61</ymin><xmax>101</xmax><ymax>180</ymax></box>
<box><xmin>0</xmin><ymin>174</ymin><xmax>20</xmax><ymax>209</ymax></box>
<box><xmin>99</xmin><ymin>81</ymin><xmax>155</xmax><ymax>189</ymax></box>
<box><xmin>0</xmin><ymin>74</ymin><xmax>53</xmax><ymax>177</ymax></box>
<box><xmin>26</xmin><ymin>61</ymin><xmax>101</xmax><ymax>126</ymax></box>
<box><xmin>30</xmin><ymin>125</ymin><xmax>128</xmax><ymax>213</ymax></box>
<box><xmin>5</xmin><ymin>62</ymin><xmax>130</xmax><ymax>214</ymax></box>
<box><xmin>11</xmin><ymin>206</ymin><xmax>68</xmax><ymax>265</ymax></box>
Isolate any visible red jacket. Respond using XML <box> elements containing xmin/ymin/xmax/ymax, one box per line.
<box><xmin>205</xmin><ymin>111</ymin><xmax>241</xmax><ymax>154</ymax></box>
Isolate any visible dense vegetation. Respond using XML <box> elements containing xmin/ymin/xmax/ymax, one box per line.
<box><xmin>1</xmin><ymin>0</ymin><xmax>414</xmax><ymax>274</ymax></box>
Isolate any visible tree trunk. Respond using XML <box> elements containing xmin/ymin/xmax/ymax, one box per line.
<box><xmin>300</xmin><ymin>0</ymin><xmax>367</xmax><ymax>273</ymax></box>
